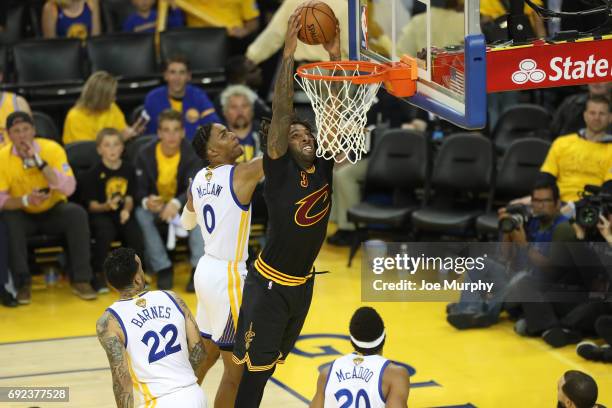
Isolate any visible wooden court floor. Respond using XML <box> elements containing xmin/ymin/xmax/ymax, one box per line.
<box><xmin>1</xmin><ymin>241</ymin><xmax>611</xmax><ymax>407</ymax></box>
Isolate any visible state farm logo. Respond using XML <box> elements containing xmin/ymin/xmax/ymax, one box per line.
<box><xmin>512</xmin><ymin>59</ymin><xmax>546</xmax><ymax>84</ymax></box>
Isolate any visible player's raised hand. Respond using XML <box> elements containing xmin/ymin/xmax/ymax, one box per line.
<box><xmin>284</xmin><ymin>9</ymin><xmax>302</xmax><ymax>58</ymax></box>
<box><xmin>323</xmin><ymin>22</ymin><xmax>341</xmax><ymax>60</ymax></box>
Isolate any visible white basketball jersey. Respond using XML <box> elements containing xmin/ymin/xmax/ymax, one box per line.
<box><xmin>191</xmin><ymin>164</ymin><xmax>251</xmax><ymax>262</ymax></box>
<box><xmin>324</xmin><ymin>353</ymin><xmax>390</xmax><ymax>408</ymax></box>
<box><xmin>107</xmin><ymin>291</ymin><xmax>198</xmax><ymax>405</ymax></box>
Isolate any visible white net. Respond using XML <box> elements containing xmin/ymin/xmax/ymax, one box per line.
<box><xmin>295</xmin><ymin>63</ymin><xmax>384</xmax><ymax>164</ymax></box>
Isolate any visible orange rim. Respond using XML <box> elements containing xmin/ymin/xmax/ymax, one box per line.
<box><xmin>296</xmin><ymin>60</ymin><xmax>388</xmax><ymax>84</ymax></box>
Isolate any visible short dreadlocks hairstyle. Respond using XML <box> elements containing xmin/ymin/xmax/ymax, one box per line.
<box><xmin>192</xmin><ymin>123</ymin><xmax>213</xmax><ymax>162</ymax></box>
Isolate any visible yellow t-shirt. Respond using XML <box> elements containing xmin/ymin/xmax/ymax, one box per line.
<box><xmin>0</xmin><ymin>92</ymin><xmax>19</xmax><ymax>148</ymax></box>
<box><xmin>540</xmin><ymin>133</ymin><xmax>612</xmax><ymax>202</ymax></box>
<box><xmin>62</xmin><ymin>103</ymin><xmax>127</xmax><ymax>145</ymax></box>
<box><xmin>184</xmin><ymin>0</ymin><xmax>260</xmax><ymax>28</ymax></box>
<box><xmin>156</xmin><ymin>143</ymin><xmax>181</xmax><ymax>202</ymax></box>
<box><xmin>0</xmin><ymin>138</ymin><xmax>74</xmax><ymax>213</ymax></box>
<box><xmin>480</xmin><ymin>0</ymin><xmax>543</xmax><ymax>19</ymax></box>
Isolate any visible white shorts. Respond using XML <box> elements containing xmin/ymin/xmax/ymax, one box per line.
<box><xmin>138</xmin><ymin>383</ymin><xmax>206</xmax><ymax>408</ymax></box>
<box><xmin>194</xmin><ymin>253</ymin><xmax>247</xmax><ymax>349</ymax></box>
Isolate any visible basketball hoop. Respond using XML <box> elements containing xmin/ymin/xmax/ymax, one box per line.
<box><xmin>295</xmin><ymin>58</ymin><xmax>418</xmax><ymax>164</ymax></box>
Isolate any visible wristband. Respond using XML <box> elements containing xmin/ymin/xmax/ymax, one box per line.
<box><xmin>22</xmin><ymin>195</ymin><xmax>29</xmax><ymax>207</ymax></box>
<box><xmin>34</xmin><ymin>153</ymin><xmax>47</xmax><ymax>170</ymax></box>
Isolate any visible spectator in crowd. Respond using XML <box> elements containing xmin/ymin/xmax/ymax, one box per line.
<box><xmin>0</xmin><ymin>216</ymin><xmax>16</xmax><ymax>307</ymax></box>
<box><xmin>123</xmin><ymin>0</ymin><xmax>184</xmax><ymax>33</ymax></box>
<box><xmin>81</xmin><ymin>128</ymin><xmax>144</xmax><ymax>293</ymax></box>
<box><xmin>224</xmin><ymin>55</ymin><xmax>271</xmax><ymax>118</ymax></box>
<box><xmin>63</xmin><ymin>71</ymin><xmax>145</xmax><ymax>145</ymax></box>
<box><xmin>551</xmin><ymin>82</ymin><xmax>612</xmax><ymax>138</ymax></box>
<box><xmin>0</xmin><ymin>90</ymin><xmax>32</xmax><ymax>149</ymax></box>
<box><xmin>220</xmin><ymin>85</ymin><xmax>262</xmax><ymax>162</ymax></box>
<box><xmin>42</xmin><ymin>0</ymin><xmax>101</xmax><ymax>40</ymax></box>
<box><xmin>144</xmin><ymin>56</ymin><xmax>221</xmax><ymax>141</ymax></box>
<box><xmin>447</xmin><ymin>179</ymin><xmax>575</xmax><ymax>329</ymax></box>
<box><xmin>245</xmin><ymin>0</ymin><xmax>348</xmax><ymax>64</ymax></box>
<box><xmin>397</xmin><ymin>0</ymin><xmax>465</xmax><ymax>59</ymax></box>
<box><xmin>181</xmin><ymin>0</ymin><xmax>259</xmax><ymax>41</ymax></box>
<box><xmin>0</xmin><ymin>112</ymin><xmax>97</xmax><ymax>304</ymax></box>
<box><xmin>557</xmin><ymin>371</ymin><xmax>600</xmax><ymax>408</ymax></box>
<box><xmin>134</xmin><ymin>109</ymin><xmax>204</xmax><ymax>291</ymax></box>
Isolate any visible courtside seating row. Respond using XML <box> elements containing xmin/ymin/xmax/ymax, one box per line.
<box><xmin>345</xmin><ymin>128</ymin><xmax>551</xmax><ymax>265</ymax></box>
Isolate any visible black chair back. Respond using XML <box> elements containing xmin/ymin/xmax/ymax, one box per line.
<box><xmin>493</xmin><ymin>104</ymin><xmax>551</xmax><ymax>153</ymax></box>
<box><xmin>0</xmin><ymin>4</ymin><xmax>25</xmax><ymax>44</ymax></box>
<box><xmin>123</xmin><ymin>134</ymin><xmax>157</xmax><ymax>166</ymax></box>
<box><xmin>65</xmin><ymin>141</ymin><xmax>100</xmax><ymax>174</ymax></box>
<box><xmin>366</xmin><ymin>129</ymin><xmax>428</xmax><ymax>190</ymax></box>
<box><xmin>431</xmin><ymin>133</ymin><xmax>492</xmax><ymax>191</ymax></box>
<box><xmin>87</xmin><ymin>33</ymin><xmax>157</xmax><ymax>78</ymax></box>
<box><xmin>13</xmin><ymin>38</ymin><xmax>83</xmax><ymax>83</ymax></box>
<box><xmin>100</xmin><ymin>0</ymin><xmax>136</xmax><ymax>33</ymax></box>
<box><xmin>496</xmin><ymin>138</ymin><xmax>551</xmax><ymax>198</ymax></box>
<box><xmin>32</xmin><ymin>111</ymin><xmax>60</xmax><ymax>144</ymax></box>
<box><xmin>160</xmin><ymin>28</ymin><xmax>228</xmax><ymax>73</ymax></box>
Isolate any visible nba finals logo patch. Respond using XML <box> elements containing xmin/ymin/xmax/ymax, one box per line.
<box><xmin>186</xmin><ymin>108</ymin><xmax>200</xmax><ymax>124</ymax></box>
<box><xmin>135</xmin><ymin>298</ymin><xmax>147</xmax><ymax>308</ymax></box>
<box><xmin>245</xmin><ymin>323</ymin><xmax>255</xmax><ymax>350</ymax></box>
<box><xmin>205</xmin><ymin>170</ymin><xmax>213</xmax><ymax>181</ymax></box>
<box><xmin>352</xmin><ymin>356</ymin><xmax>364</xmax><ymax>365</ymax></box>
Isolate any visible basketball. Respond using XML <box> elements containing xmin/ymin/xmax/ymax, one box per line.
<box><xmin>296</xmin><ymin>0</ymin><xmax>338</xmax><ymax>45</ymax></box>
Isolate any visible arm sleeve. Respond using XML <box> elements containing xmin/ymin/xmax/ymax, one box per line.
<box><xmin>245</xmin><ymin>0</ymin><xmax>292</xmax><ymax>64</ymax></box>
<box><xmin>539</xmin><ymin>141</ymin><xmax>559</xmax><ymax>178</ymax></box>
<box><xmin>45</xmin><ymin>144</ymin><xmax>76</xmax><ymax>196</ymax></box>
<box><xmin>180</xmin><ymin>206</ymin><xmax>197</xmax><ymax>230</ymax></box>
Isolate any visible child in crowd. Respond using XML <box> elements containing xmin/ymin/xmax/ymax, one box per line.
<box><xmin>123</xmin><ymin>0</ymin><xmax>184</xmax><ymax>33</ymax></box>
<box><xmin>42</xmin><ymin>0</ymin><xmax>101</xmax><ymax>40</ymax></box>
<box><xmin>81</xmin><ymin>128</ymin><xmax>143</xmax><ymax>292</ymax></box>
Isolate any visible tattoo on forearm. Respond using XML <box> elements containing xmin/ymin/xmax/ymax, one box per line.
<box><xmin>97</xmin><ymin>313</ymin><xmax>133</xmax><ymax>408</ymax></box>
<box><xmin>268</xmin><ymin>55</ymin><xmax>295</xmax><ymax>154</ymax></box>
<box><xmin>189</xmin><ymin>340</ymin><xmax>206</xmax><ymax>372</ymax></box>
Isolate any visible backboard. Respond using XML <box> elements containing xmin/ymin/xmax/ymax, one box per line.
<box><xmin>349</xmin><ymin>0</ymin><xmax>486</xmax><ymax>129</ymax></box>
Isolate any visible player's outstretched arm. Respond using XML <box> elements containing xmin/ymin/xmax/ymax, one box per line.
<box><xmin>267</xmin><ymin>10</ymin><xmax>301</xmax><ymax>159</ymax></box>
<box><xmin>233</xmin><ymin>157</ymin><xmax>264</xmax><ymax>206</ymax></box>
<box><xmin>384</xmin><ymin>364</ymin><xmax>410</xmax><ymax>408</ymax></box>
<box><xmin>168</xmin><ymin>291</ymin><xmax>207</xmax><ymax>384</ymax></box>
<box><xmin>309</xmin><ymin>366</ymin><xmax>330</xmax><ymax>408</ymax></box>
<box><xmin>96</xmin><ymin>312</ymin><xmax>134</xmax><ymax>408</ymax></box>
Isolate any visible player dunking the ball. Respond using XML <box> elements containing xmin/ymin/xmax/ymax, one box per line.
<box><xmin>232</xmin><ymin>9</ymin><xmax>341</xmax><ymax>408</ymax></box>
<box><xmin>96</xmin><ymin>248</ymin><xmax>207</xmax><ymax>407</ymax></box>
<box><xmin>180</xmin><ymin>123</ymin><xmax>264</xmax><ymax>407</ymax></box>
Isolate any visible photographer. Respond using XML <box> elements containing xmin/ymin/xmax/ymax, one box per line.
<box><xmin>447</xmin><ymin>179</ymin><xmax>574</xmax><ymax>329</ymax></box>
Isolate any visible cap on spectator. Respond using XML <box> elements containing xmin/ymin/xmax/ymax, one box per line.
<box><xmin>6</xmin><ymin>111</ymin><xmax>34</xmax><ymax>131</ymax></box>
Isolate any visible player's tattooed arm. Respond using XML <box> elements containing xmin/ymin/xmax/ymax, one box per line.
<box><xmin>169</xmin><ymin>292</ymin><xmax>207</xmax><ymax>382</ymax></box>
<box><xmin>96</xmin><ymin>312</ymin><xmax>134</xmax><ymax>408</ymax></box>
<box><xmin>267</xmin><ymin>10</ymin><xmax>301</xmax><ymax>159</ymax></box>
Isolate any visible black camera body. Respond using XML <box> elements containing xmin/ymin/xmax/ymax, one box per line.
<box><xmin>575</xmin><ymin>185</ymin><xmax>612</xmax><ymax>228</ymax></box>
<box><xmin>499</xmin><ymin>204</ymin><xmax>531</xmax><ymax>233</ymax></box>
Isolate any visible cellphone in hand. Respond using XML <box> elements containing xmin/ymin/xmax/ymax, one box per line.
<box><xmin>38</xmin><ymin>187</ymin><xmax>51</xmax><ymax>194</ymax></box>
<box><xmin>138</xmin><ymin>110</ymin><xmax>151</xmax><ymax>125</ymax></box>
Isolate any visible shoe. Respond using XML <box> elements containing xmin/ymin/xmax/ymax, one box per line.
<box><xmin>16</xmin><ymin>285</ymin><xmax>31</xmax><ymax>305</ymax></box>
<box><xmin>92</xmin><ymin>273</ymin><xmax>109</xmax><ymax>294</ymax></box>
<box><xmin>71</xmin><ymin>282</ymin><xmax>98</xmax><ymax>300</ymax></box>
<box><xmin>576</xmin><ymin>341</ymin><xmax>608</xmax><ymax>362</ymax></box>
<box><xmin>326</xmin><ymin>230</ymin><xmax>355</xmax><ymax>247</ymax></box>
<box><xmin>542</xmin><ymin>327</ymin><xmax>582</xmax><ymax>348</ymax></box>
<box><xmin>0</xmin><ymin>288</ymin><xmax>17</xmax><ymax>307</ymax></box>
<box><xmin>157</xmin><ymin>267</ymin><xmax>174</xmax><ymax>290</ymax></box>
<box><xmin>186</xmin><ymin>268</ymin><xmax>195</xmax><ymax>293</ymax></box>
<box><xmin>514</xmin><ymin>318</ymin><xmax>528</xmax><ymax>336</ymax></box>
<box><xmin>446</xmin><ymin>302</ymin><xmax>458</xmax><ymax>314</ymax></box>
<box><xmin>447</xmin><ymin>312</ymin><xmax>497</xmax><ymax>330</ymax></box>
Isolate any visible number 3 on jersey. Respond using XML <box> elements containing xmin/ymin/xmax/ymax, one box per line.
<box><xmin>203</xmin><ymin>204</ymin><xmax>215</xmax><ymax>233</ymax></box>
<box><xmin>141</xmin><ymin>323</ymin><xmax>182</xmax><ymax>364</ymax></box>
<box><xmin>335</xmin><ymin>388</ymin><xmax>371</xmax><ymax>408</ymax></box>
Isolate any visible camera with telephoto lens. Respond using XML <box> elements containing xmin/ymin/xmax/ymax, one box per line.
<box><xmin>575</xmin><ymin>185</ymin><xmax>612</xmax><ymax>229</ymax></box>
<box><xmin>499</xmin><ymin>204</ymin><xmax>531</xmax><ymax>233</ymax></box>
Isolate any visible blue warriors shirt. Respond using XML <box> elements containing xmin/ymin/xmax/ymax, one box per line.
<box><xmin>123</xmin><ymin>9</ymin><xmax>185</xmax><ymax>33</ymax></box>
<box><xmin>56</xmin><ymin>2</ymin><xmax>92</xmax><ymax>40</ymax></box>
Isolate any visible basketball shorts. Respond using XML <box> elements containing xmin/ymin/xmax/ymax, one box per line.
<box><xmin>137</xmin><ymin>383</ymin><xmax>206</xmax><ymax>408</ymax></box>
<box><xmin>232</xmin><ymin>265</ymin><xmax>314</xmax><ymax>371</ymax></box>
<box><xmin>194</xmin><ymin>253</ymin><xmax>247</xmax><ymax>351</ymax></box>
